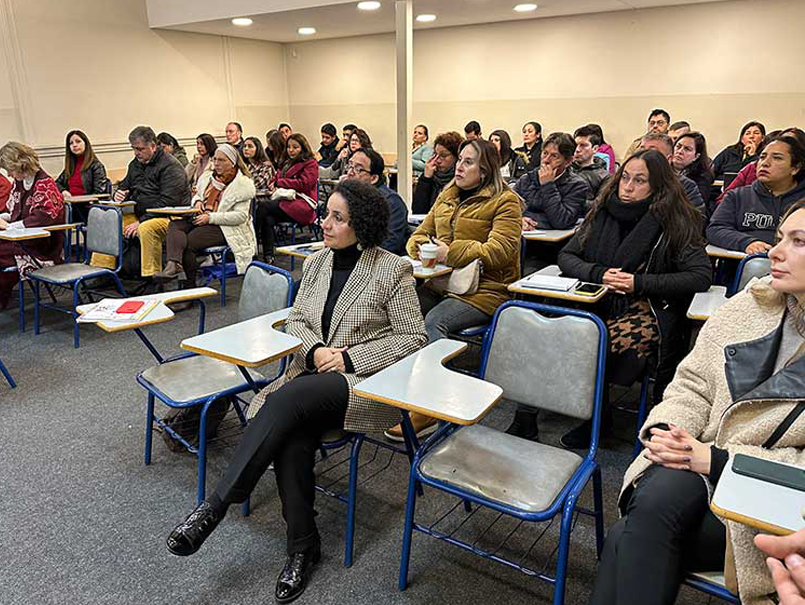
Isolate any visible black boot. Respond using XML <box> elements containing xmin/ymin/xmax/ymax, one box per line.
<box><xmin>275</xmin><ymin>546</ymin><xmax>321</xmax><ymax>603</ymax></box>
<box><xmin>505</xmin><ymin>408</ymin><xmax>539</xmax><ymax>441</ymax></box>
<box><xmin>166</xmin><ymin>501</ymin><xmax>224</xmax><ymax>556</ymax></box>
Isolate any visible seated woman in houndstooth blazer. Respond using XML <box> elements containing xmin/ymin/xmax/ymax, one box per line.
<box><xmin>166</xmin><ymin>178</ymin><xmax>427</xmax><ymax>603</ymax></box>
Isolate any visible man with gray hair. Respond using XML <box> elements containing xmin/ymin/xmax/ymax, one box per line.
<box><xmin>109</xmin><ymin>125</ymin><xmax>190</xmax><ymax>280</ymax></box>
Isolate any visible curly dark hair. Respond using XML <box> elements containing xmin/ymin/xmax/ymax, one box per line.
<box><xmin>331</xmin><ymin>179</ymin><xmax>389</xmax><ymax>249</ymax></box>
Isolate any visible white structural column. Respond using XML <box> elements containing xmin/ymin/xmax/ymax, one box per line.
<box><xmin>395</xmin><ymin>0</ymin><xmax>413</xmax><ymax>207</ymax></box>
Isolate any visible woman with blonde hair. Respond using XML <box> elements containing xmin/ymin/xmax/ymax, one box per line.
<box><xmin>0</xmin><ymin>142</ymin><xmax>65</xmax><ymax>309</ymax></box>
<box><xmin>587</xmin><ymin>199</ymin><xmax>805</xmax><ymax>605</ymax></box>
<box><xmin>386</xmin><ymin>138</ymin><xmax>521</xmax><ymax>440</ymax></box>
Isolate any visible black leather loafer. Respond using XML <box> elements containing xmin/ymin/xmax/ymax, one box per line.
<box><xmin>275</xmin><ymin>547</ymin><xmax>321</xmax><ymax>603</ymax></box>
<box><xmin>166</xmin><ymin>501</ymin><xmax>222</xmax><ymax>556</ymax></box>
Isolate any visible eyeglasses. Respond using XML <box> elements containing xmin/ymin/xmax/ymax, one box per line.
<box><xmin>346</xmin><ymin>162</ymin><xmax>371</xmax><ymax>175</ymax></box>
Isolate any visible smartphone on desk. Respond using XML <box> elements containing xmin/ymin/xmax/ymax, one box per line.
<box><xmin>574</xmin><ymin>282</ymin><xmax>605</xmax><ymax>297</ymax></box>
<box><xmin>732</xmin><ymin>454</ymin><xmax>805</xmax><ymax>493</ymax></box>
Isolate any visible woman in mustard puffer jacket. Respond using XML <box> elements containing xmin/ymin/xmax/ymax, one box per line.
<box><xmin>386</xmin><ymin>138</ymin><xmax>522</xmax><ymax>441</ymax></box>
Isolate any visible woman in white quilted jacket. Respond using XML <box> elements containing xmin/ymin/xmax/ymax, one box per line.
<box><xmin>154</xmin><ymin>143</ymin><xmax>256</xmax><ymax>288</ymax></box>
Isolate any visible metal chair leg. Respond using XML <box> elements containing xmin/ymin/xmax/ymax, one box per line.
<box><xmin>344</xmin><ymin>434</ymin><xmax>365</xmax><ymax>568</ymax></box>
<box><xmin>0</xmin><ymin>358</ymin><xmax>16</xmax><ymax>388</ymax></box>
<box><xmin>72</xmin><ymin>281</ymin><xmax>82</xmax><ymax>348</ymax></box>
<box><xmin>398</xmin><ymin>466</ymin><xmax>420</xmax><ymax>591</ymax></box>
<box><xmin>592</xmin><ymin>465</ymin><xmax>605</xmax><ymax>558</ymax></box>
<box><xmin>18</xmin><ymin>280</ymin><xmax>24</xmax><ymax>333</ymax></box>
<box><xmin>197</xmin><ymin>401</ymin><xmax>211</xmax><ymax>504</ymax></box>
<box><xmin>553</xmin><ymin>493</ymin><xmax>581</xmax><ymax>605</ymax></box>
<box><xmin>145</xmin><ymin>394</ymin><xmax>155</xmax><ymax>465</ymax></box>
<box><xmin>632</xmin><ymin>374</ymin><xmax>652</xmax><ymax>459</ymax></box>
<box><xmin>33</xmin><ymin>280</ymin><xmax>41</xmax><ymax>335</ymax></box>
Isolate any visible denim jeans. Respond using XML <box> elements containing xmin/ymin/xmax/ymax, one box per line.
<box><xmin>416</xmin><ymin>285</ymin><xmax>491</xmax><ymax>343</ymax></box>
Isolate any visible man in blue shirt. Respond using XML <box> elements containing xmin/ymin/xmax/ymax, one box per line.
<box><xmin>344</xmin><ymin>147</ymin><xmax>408</xmax><ymax>256</ymax></box>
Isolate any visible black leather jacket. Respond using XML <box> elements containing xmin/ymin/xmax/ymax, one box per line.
<box><xmin>55</xmin><ymin>159</ymin><xmax>109</xmax><ymax>195</ymax></box>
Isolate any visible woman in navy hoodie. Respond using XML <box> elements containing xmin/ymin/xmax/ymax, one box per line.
<box><xmin>707</xmin><ymin>134</ymin><xmax>805</xmax><ymax>254</ymax></box>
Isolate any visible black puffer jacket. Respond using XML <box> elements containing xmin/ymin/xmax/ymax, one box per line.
<box><xmin>55</xmin><ymin>159</ymin><xmax>109</xmax><ymax>195</ymax></box>
<box><xmin>118</xmin><ymin>147</ymin><xmax>190</xmax><ymax>220</ymax></box>
<box><xmin>559</xmin><ymin>209</ymin><xmax>712</xmax><ymax>395</ymax></box>
<box><xmin>707</xmin><ymin>178</ymin><xmax>805</xmax><ymax>251</ymax></box>
<box><xmin>513</xmin><ymin>168</ymin><xmax>589</xmax><ymax>228</ymax></box>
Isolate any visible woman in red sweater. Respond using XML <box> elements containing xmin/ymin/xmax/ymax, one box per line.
<box><xmin>54</xmin><ymin>130</ymin><xmax>109</xmax><ymax>222</ymax></box>
<box><xmin>254</xmin><ymin>133</ymin><xmax>318</xmax><ymax>261</ymax></box>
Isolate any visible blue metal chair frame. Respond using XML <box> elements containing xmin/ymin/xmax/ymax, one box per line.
<box><xmin>313</xmin><ymin>425</ymin><xmax>420</xmax><ymax>567</ymax></box>
<box><xmin>199</xmin><ymin>245</ymin><xmax>235</xmax><ymax>306</ymax></box>
<box><xmin>729</xmin><ymin>252</ymin><xmax>769</xmax><ymax>296</ymax></box>
<box><xmin>138</xmin><ymin>262</ymin><xmax>295</xmax><ymax>504</ymax></box>
<box><xmin>3</xmin><ymin>265</ymin><xmax>26</xmax><ymax>332</ymax></box>
<box><xmin>683</xmin><ymin>574</ymin><xmax>740</xmax><ymax>603</ymax></box>
<box><xmin>29</xmin><ymin>204</ymin><xmax>127</xmax><ymax>348</ymax></box>
<box><xmin>0</xmin><ymin>356</ymin><xmax>16</xmax><ymax>388</ymax></box>
<box><xmin>398</xmin><ymin>301</ymin><xmax>608</xmax><ymax>605</ymax></box>
<box><xmin>630</xmin><ymin>373</ymin><xmax>653</xmax><ymax>459</ymax></box>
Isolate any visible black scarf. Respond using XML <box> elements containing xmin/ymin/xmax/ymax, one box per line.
<box><xmin>584</xmin><ymin>194</ymin><xmax>663</xmax><ymax>317</ymax></box>
<box><xmin>433</xmin><ymin>167</ymin><xmax>455</xmax><ymax>190</ymax></box>
<box><xmin>584</xmin><ymin>194</ymin><xmax>662</xmax><ymax>273</ymax></box>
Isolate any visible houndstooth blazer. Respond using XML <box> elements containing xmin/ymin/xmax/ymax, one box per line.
<box><xmin>247</xmin><ymin>246</ymin><xmax>428</xmax><ymax>433</ymax></box>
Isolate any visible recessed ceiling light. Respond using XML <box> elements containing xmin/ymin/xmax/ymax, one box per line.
<box><xmin>232</xmin><ymin>17</ymin><xmax>253</xmax><ymax>26</ymax></box>
<box><xmin>298</xmin><ymin>26</ymin><xmax>317</xmax><ymax>35</ymax></box>
<box><xmin>357</xmin><ymin>1</ymin><xmax>381</xmax><ymax>10</ymax></box>
<box><xmin>416</xmin><ymin>14</ymin><xmax>436</xmax><ymax>23</ymax></box>
<box><xmin>514</xmin><ymin>3</ymin><xmax>538</xmax><ymax>12</ymax></box>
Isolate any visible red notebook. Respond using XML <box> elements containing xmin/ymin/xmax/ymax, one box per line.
<box><xmin>116</xmin><ymin>300</ymin><xmax>145</xmax><ymax>314</ymax></box>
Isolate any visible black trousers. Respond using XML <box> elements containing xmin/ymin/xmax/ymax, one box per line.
<box><xmin>212</xmin><ymin>372</ymin><xmax>349</xmax><ymax>555</ymax></box>
<box><xmin>255</xmin><ymin>199</ymin><xmax>294</xmax><ymax>257</ymax></box>
<box><xmin>588</xmin><ymin>465</ymin><xmax>727</xmax><ymax>605</ymax></box>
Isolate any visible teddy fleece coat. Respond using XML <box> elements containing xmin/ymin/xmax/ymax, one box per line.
<box><xmin>624</xmin><ymin>277</ymin><xmax>805</xmax><ymax>604</ymax></box>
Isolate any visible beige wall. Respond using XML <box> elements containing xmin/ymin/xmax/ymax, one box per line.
<box><xmin>1</xmin><ymin>0</ymin><xmax>804</xmax><ymax>177</ymax></box>
<box><xmin>0</xmin><ymin>0</ymin><xmax>289</xmax><ymax>175</ymax></box>
<box><xmin>286</xmin><ymin>0</ymin><xmax>805</xmax><ymax>160</ymax></box>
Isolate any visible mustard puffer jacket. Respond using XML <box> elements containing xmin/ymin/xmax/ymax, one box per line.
<box><xmin>407</xmin><ymin>183</ymin><xmax>522</xmax><ymax>316</ymax></box>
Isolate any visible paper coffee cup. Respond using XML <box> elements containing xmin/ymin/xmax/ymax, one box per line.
<box><xmin>420</xmin><ymin>243</ymin><xmax>438</xmax><ymax>269</ymax></box>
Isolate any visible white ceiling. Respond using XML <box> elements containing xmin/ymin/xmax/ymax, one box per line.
<box><xmin>148</xmin><ymin>0</ymin><xmax>735</xmax><ymax>43</ymax></box>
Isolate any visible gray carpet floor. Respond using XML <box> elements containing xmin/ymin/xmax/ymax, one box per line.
<box><xmin>0</xmin><ymin>256</ymin><xmax>716</xmax><ymax>605</ymax></box>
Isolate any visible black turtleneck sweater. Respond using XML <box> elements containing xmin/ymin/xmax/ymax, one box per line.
<box><xmin>305</xmin><ymin>243</ymin><xmax>361</xmax><ymax>372</ymax></box>
<box><xmin>457</xmin><ymin>184</ymin><xmax>481</xmax><ymax>202</ymax></box>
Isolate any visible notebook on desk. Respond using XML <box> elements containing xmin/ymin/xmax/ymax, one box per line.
<box><xmin>520</xmin><ymin>274</ymin><xmax>579</xmax><ymax>292</ymax></box>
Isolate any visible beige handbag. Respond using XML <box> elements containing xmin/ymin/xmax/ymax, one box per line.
<box><xmin>429</xmin><ymin>259</ymin><xmax>483</xmax><ymax>296</ymax></box>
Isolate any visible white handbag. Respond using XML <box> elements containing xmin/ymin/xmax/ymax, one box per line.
<box><xmin>271</xmin><ymin>187</ymin><xmax>317</xmax><ymax>210</ymax></box>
